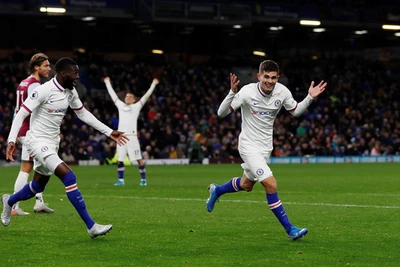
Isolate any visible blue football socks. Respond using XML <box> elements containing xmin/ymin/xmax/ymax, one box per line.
<box><xmin>8</xmin><ymin>180</ymin><xmax>45</xmax><ymax>206</ymax></box>
<box><xmin>267</xmin><ymin>192</ymin><xmax>293</xmax><ymax>234</ymax></box>
<box><xmin>216</xmin><ymin>177</ymin><xmax>243</xmax><ymax>197</ymax></box>
<box><xmin>117</xmin><ymin>162</ymin><xmax>125</xmax><ymax>180</ymax></box>
<box><xmin>62</xmin><ymin>171</ymin><xmax>95</xmax><ymax>229</ymax></box>
<box><xmin>138</xmin><ymin>164</ymin><xmax>146</xmax><ymax>179</ymax></box>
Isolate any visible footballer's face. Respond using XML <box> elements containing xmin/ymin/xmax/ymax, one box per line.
<box><xmin>125</xmin><ymin>93</ymin><xmax>135</xmax><ymax>105</ymax></box>
<box><xmin>257</xmin><ymin>70</ymin><xmax>279</xmax><ymax>94</ymax></box>
<box><xmin>37</xmin><ymin>60</ymin><xmax>51</xmax><ymax>78</ymax></box>
<box><xmin>61</xmin><ymin>65</ymin><xmax>80</xmax><ymax>89</ymax></box>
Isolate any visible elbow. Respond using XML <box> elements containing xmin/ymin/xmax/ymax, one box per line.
<box><xmin>217</xmin><ymin>106</ymin><xmax>233</xmax><ymax>118</ymax></box>
<box><xmin>291</xmin><ymin>112</ymin><xmax>299</xmax><ymax>117</ymax></box>
<box><xmin>291</xmin><ymin>111</ymin><xmax>301</xmax><ymax>117</ymax></box>
<box><xmin>217</xmin><ymin>109</ymin><xmax>229</xmax><ymax>118</ymax></box>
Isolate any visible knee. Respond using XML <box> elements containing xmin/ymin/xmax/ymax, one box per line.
<box><xmin>262</xmin><ymin>177</ymin><xmax>277</xmax><ymax>193</ymax></box>
<box><xmin>240</xmin><ymin>183</ymin><xmax>254</xmax><ymax>192</ymax></box>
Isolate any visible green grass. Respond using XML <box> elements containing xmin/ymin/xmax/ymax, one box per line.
<box><xmin>0</xmin><ymin>163</ymin><xmax>399</xmax><ymax>266</ymax></box>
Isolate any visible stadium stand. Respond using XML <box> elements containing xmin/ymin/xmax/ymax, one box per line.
<box><xmin>0</xmin><ymin>0</ymin><xmax>399</xmax><ymax>163</ymax></box>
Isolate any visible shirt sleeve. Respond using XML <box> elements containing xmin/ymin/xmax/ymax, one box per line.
<box><xmin>27</xmin><ymin>82</ymin><xmax>40</xmax><ymax>96</ymax></box>
<box><xmin>74</xmin><ymin>108</ymin><xmax>113</xmax><ymax>136</ymax></box>
<box><xmin>289</xmin><ymin>94</ymin><xmax>314</xmax><ymax>117</ymax></box>
<box><xmin>282</xmin><ymin>89</ymin><xmax>298</xmax><ymax>111</ymax></box>
<box><xmin>70</xmin><ymin>89</ymin><xmax>113</xmax><ymax>136</ymax></box>
<box><xmin>22</xmin><ymin>85</ymin><xmax>48</xmax><ymax>113</ymax></box>
<box><xmin>230</xmin><ymin>88</ymin><xmax>248</xmax><ymax>111</ymax></box>
<box><xmin>8</xmin><ymin>87</ymin><xmax>47</xmax><ymax>143</ymax></box>
<box><xmin>139</xmin><ymin>81</ymin><xmax>157</xmax><ymax>106</ymax></box>
<box><xmin>217</xmin><ymin>90</ymin><xmax>237</xmax><ymax>117</ymax></box>
<box><xmin>105</xmin><ymin>80</ymin><xmax>124</xmax><ymax>108</ymax></box>
<box><xmin>69</xmin><ymin>89</ymin><xmax>84</xmax><ymax>111</ymax></box>
<box><xmin>7</xmin><ymin>108</ymin><xmax>30</xmax><ymax>143</ymax></box>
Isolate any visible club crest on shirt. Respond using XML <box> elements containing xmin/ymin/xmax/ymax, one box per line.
<box><xmin>41</xmin><ymin>146</ymin><xmax>48</xmax><ymax>152</ymax></box>
<box><xmin>256</xmin><ymin>168</ymin><xmax>264</xmax><ymax>176</ymax></box>
<box><xmin>67</xmin><ymin>95</ymin><xmax>73</xmax><ymax>102</ymax></box>
<box><xmin>274</xmin><ymin>100</ymin><xmax>281</xmax><ymax>107</ymax></box>
<box><xmin>30</xmin><ymin>91</ymin><xmax>38</xmax><ymax>99</ymax></box>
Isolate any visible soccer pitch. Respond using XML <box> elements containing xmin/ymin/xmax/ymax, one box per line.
<box><xmin>0</xmin><ymin>163</ymin><xmax>399</xmax><ymax>266</ymax></box>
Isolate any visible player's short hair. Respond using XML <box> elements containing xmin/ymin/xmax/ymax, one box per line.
<box><xmin>259</xmin><ymin>60</ymin><xmax>279</xmax><ymax>74</ymax></box>
<box><xmin>29</xmin><ymin>53</ymin><xmax>49</xmax><ymax>74</ymax></box>
<box><xmin>55</xmin><ymin>57</ymin><xmax>77</xmax><ymax>73</ymax></box>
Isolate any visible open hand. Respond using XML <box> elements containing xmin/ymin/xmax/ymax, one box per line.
<box><xmin>109</xmin><ymin>131</ymin><xmax>129</xmax><ymax>146</ymax></box>
<box><xmin>308</xmin><ymin>80</ymin><xmax>327</xmax><ymax>98</ymax></box>
<box><xmin>6</xmin><ymin>142</ymin><xmax>16</xmax><ymax>162</ymax></box>
<box><xmin>230</xmin><ymin>73</ymin><xmax>240</xmax><ymax>93</ymax></box>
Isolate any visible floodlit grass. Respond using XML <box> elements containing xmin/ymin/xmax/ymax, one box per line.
<box><xmin>0</xmin><ymin>163</ymin><xmax>399</xmax><ymax>266</ymax></box>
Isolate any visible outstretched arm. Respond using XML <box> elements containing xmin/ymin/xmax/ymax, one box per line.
<box><xmin>217</xmin><ymin>73</ymin><xmax>240</xmax><ymax>118</ymax></box>
<box><xmin>139</xmin><ymin>78</ymin><xmax>159</xmax><ymax>105</ymax></box>
<box><xmin>290</xmin><ymin>80</ymin><xmax>327</xmax><ymax>117</ymax></box>
<box><xmin>103</xmin><ymin>77</ymin><xmax>119</xmax><ymax>103</ymax></box>
<box><xmin>73</xmin><ymin>107</ymin><xmax>129</xmax><ymax>146</ymax></box>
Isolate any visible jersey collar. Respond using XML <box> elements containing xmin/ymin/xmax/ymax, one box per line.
<box><xmin>257</xmin><ymin>82</ymin><xmax>267</xmax><ymax>97</ymax></box>
<box><xmin>52</xmin><ymin>76</ymin><xmax>64</xmax><ymax>92</ymax></box>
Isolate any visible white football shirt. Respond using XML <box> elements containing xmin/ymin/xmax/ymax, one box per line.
<box><xmin>230</xmin><ymin>82</ymin><xmax>297</xmax><ymax>152</ymax></box>
<box><xmin>114</xmin><ymin>100</ymin><xmax>143</xmax><ymax>135</ymax></box>
<box><xmin>21</xmin><ymin>78</ymin><xmax>83</xmax><ymax>143</ymax></box>
<box><xmin>106</xmin><ymin>80</ymin><xmax>156</xmax><ymax>135</ymax></box>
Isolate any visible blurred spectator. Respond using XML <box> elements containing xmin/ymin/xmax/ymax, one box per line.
<box><xmin>75</xmin><ymin>147</ymin><xmax>88</xmax><ymax>160</ymax></box>
<box><xmin>61</xmin><ymin>148</ymin><xmax>76</xmax><ymax>163</ymax></box>
<box><xmin>0</xmin><ymin>52</ymin><xmax>399</xmax><ymax>162</ymax></box>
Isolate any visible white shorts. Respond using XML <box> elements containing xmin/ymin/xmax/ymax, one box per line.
<box><xmin>18</xmin><ymin>136</ymin><xmax>32</xmax><ymax>162</ymax></box>
<box><xmin>25</xmin><ymin>138</ymin><xmax>63</xmax><ymax>176</ymax></box>
<box><xmin>117</xmin><ymin>136</ymin><xmax>142</xmax><ymax>162</ymax></box>
<box><xmin>239</xmin><ymin>151</ymin><xmax>273</xmax><ymax>182</ymax></box>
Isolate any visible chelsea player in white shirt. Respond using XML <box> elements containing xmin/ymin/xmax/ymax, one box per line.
<box><xmin>206</xmin><ymin>60</ymin><xmax>327</xmax><ymax>240</ymax></box>
<box><xmin>2</xmin><ymin>58</ymin><xmax>129</xmax><ymax>238</ymax></box>
<box><xmin>103</xmin><ymin>76</ymin><xmax>159</xmax><ymax>186</ymax></box>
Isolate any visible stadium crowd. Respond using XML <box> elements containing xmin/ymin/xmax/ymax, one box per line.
<box><xmin>0</xmin><ymin>50</ymin><xmax>399</xmax><ymax>164</ymax></box>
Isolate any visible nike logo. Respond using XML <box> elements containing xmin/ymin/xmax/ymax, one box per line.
<box><xmin>48</xmin><ymin>98</ymin><xmax>66</xmax><ymax>104</ymax></box>
<box><xmin>253</xmin><ymin>103</ymin><xmax>258</xmax><ymax>105</ymax></box>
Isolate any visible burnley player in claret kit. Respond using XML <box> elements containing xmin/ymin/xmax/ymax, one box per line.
<box><xmin>12</xmin><ymin>53</ymin><xmax>54</xmax><ymax>215</ymax></box>
<box><xmin>207</xmin><ymin>60</ymin><xmax>327</xmax><ymax>241</ymax></box>
<box><xmin>2</xmin><ymin>57</ymin><xmax>129</xmax><ymax>238</ymax></box>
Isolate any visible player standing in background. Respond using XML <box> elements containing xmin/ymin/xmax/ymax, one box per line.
<box><xmin>103</xmin><ymin>77</ymin><xmax>159</xmax><ymax>186</ymax></box>
<box><xmin>12</xmin><ymin>53</ymin><xmax>54</xmax><ymax>215</ymax></box>
<box><xmin>207</xmin><ymin>60</ymin><xmax>327</xmax><ymax>240</ymax></box>
<box><xmin>2</xmin><ymin>57</ymin><xmax>129</xmax><ymax>238</ymax></box>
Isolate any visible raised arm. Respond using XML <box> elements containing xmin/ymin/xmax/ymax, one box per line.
<box><xmin>217</xmin><ymin>73</ymin><xmax>240</xmax><ymax>118</ymax></box>
<box><xmin>103</xmin><ymin>77</ymin><xmax>119</xmax><ymax>104</ymax></box>
<box><xmin>139</xmin><ymin>78</ymin><xmax>159</xmax><ymax>105</ymax></box>
<box><xmin>290</xmin><ymin>80</ymin><xmax>327</xmax><ymax>117</ymax></box>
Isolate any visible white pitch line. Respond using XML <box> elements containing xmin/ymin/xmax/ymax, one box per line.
<box><xmin>283</xmin><ymin>191</ymin><xmax>400</xmax><ymax>197</ymax></box>
<box><xmin>45</xmin><ymin>194</ymin><xmax>400</xmax><ymax>209</ymax></box>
